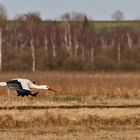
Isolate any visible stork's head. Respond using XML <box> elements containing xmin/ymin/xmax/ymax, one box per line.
<box><xmin>41</xmin><ymin>85</ymin><xmax>57</xmax><ymax>92</ymax></box>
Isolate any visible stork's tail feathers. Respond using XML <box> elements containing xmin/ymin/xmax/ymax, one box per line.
<box><xmin>0</xmin><ymin>82</ymin><xmax>7</xmax><ymax>87</ymax></box>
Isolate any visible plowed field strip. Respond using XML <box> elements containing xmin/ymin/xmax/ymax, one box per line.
<box><xmin>0</xmin><ymin>104</ymin><xmax>140</xmax><ymax>110</ymax></box>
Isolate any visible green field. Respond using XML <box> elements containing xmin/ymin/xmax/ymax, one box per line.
<box><xmin>42</xmin><ymin>20</ymin><xmax>140</xmax><ymax>31</ymax></box>
<box><xmin>94</xmin><ymin>20</ymin><xmax>140</xmax><ymax>30</ymax></box>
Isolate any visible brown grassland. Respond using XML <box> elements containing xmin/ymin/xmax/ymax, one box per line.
<box><xmin>0</xmin><ymin>71</ymin><xmax>140</xmax><ymax>139</ymax></box>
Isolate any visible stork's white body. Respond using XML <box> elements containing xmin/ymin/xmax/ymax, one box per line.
<box><xmin>14</xmin><ymin>78</ymin><xmax>33</xmax><ymax>91</ymax></box>
<box><xmin>0</xmin><ymin>78</ymin><xmax>56</xmax><ymax>97</ymax></box>
<box><xmin>13</xmin><ymin>78</ymin><xmax>49</xmax><ymax>90</ymax></box>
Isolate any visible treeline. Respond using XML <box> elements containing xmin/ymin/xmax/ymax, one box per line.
<box><xmin>1</xmin><ymin>13</ymin><xmax>140</xmax><ymax>71</ymax></box>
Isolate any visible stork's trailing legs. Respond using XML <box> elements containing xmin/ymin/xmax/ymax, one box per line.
<box><xmin>29</xmin><ymin>92</ymin><xmax>38</xmax><ymax>97</ymax></box>
<box><xmin>17</xmin><ymin>91</ymin><xmax>38</xmax><ymax>97</ymax></box>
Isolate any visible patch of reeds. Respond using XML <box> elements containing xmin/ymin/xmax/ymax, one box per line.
<box><xmin>0</xmin><ymin>72</ymin><xmax>140</xmax><ymax>98</ymax></box>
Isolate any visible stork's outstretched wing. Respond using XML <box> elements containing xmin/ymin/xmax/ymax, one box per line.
<box><xmin>6</xmin><ymin>80</ymin><xmax>23</xmax><ymax>91</ymax></box>
<box><xmin>6</xmin><ymin>80</ymin><xmax>38</xmax><ymax>97</ymax></box>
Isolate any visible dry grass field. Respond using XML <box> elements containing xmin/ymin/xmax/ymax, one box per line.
<box><xmin>0</xmin><ymin>71</ymin><xmax>140</xmax><ymax>106</ymax></box>
<box><xmin>0</xmin><ymin>71</ymin><xmax>140</xmax><ymax>139</ymax></box>
<box><xmin>0</xmin><ymin>108</ymin><xmax>140</xmax><ymax>140</ymax></box>
<box><xmin>0</xmin><ymin>71</ymin><xmax>140</xmax><ymax>97</ymax></box>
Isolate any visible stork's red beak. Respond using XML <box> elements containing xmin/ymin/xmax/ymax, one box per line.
<box><xmin>48</xmin><ymin>87</ymin><xmax>57</xmax><ymax>92</ymax></box>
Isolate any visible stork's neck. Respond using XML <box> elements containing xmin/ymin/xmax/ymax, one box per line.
<box><xmin>29</xmin><ymin>84</ymin><xmax>48</xmax><ymax>89</ymax></box>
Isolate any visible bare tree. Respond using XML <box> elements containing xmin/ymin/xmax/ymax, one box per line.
<box><xmin>0</xmin><ymin>3</ymin><xmax>7</xmax><ymax>19</ymax></box>
<box><xmin>111</xmin><ymin>10</ymin><xmax>124</xmax><ymax>21</ymax></box>
<box><xmin>63</xmin><ymin>22</ymin><xmax>72</xmax><ymax>57</ymax></box>
<box><xmin>61</xmin><ymin>12</ymin><xmax>88</xmax><ymax>21</ymax></box>
<box><xmin>50</xmin><ymin>27</ymin><xmax>56</xmax><ymax>59</ymax></box>
<box><xmin>24</xmin><ymin>12</ymin><xmax>42</xmax><ymax>72</ymax></box>
<box><xmin>0</xmin><ymin>3</ymin><xmax>7</xmax><ymax>71</ymax></box>
<box><xmin>61</xmin><ymin>12</ymin><xmax>71</xmax><ymax>21</ymax></box>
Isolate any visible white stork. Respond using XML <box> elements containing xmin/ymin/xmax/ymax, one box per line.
<box><xmin>0</xmin><ymin>78</ymin><xmax>56</xmax><ymax>97</ymax></box>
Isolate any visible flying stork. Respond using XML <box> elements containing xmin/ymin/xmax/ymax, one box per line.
<box><xmin>0</xmin><ymin>78</ymin><xmax>56</xmax><ymax>97</ymax></box>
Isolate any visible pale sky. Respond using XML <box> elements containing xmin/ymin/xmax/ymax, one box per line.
<box><xmin>0</xmin><ymin>0</ymin><xmax>139</xmax><ymax>20</ymax></box>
